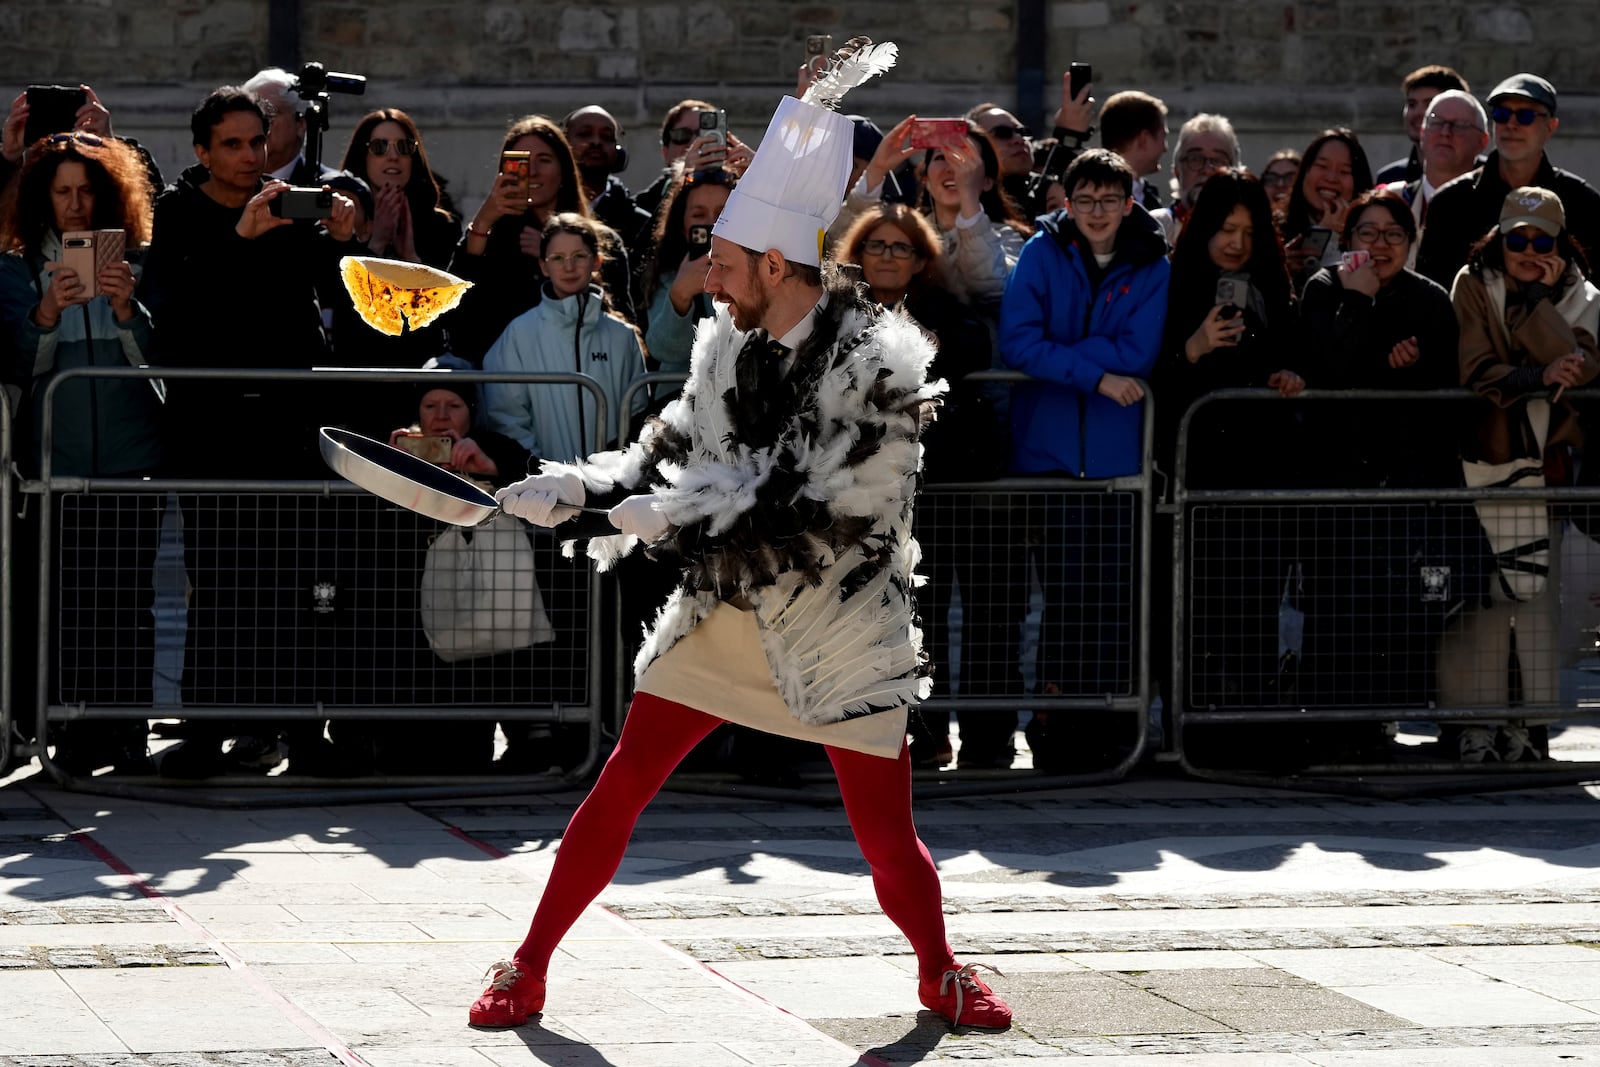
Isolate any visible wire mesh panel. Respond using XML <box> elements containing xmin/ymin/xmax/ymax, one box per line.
<box><xmin>1184</xmin><ymin>500</ymin><xmax>1600</xmax><ymax>715</ymax></box>
<box><xmin>914</xmin><ymin>484</ymin><xmax>1142</xmax><ymax>702</ymax></box>
<box><xmin>55</xmin><ymin>490</ymin><xmax>591</xmax><ymax>711</ymax></box>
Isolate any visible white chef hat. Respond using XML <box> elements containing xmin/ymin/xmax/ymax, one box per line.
<box><xmin>712</xmin><ymin>38</ymin><xmax>898</xmax><ymax>268</ymax></box>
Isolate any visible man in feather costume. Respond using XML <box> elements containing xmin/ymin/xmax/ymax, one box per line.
<box><xmin>467</xmin><ymin>39</ymin><xmax>1014</xmax><ymax>1032</ymax></box>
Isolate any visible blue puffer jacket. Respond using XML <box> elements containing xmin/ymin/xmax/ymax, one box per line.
<box><xmin>999</xmin><ymin>203</ymin><xmax>1170</xmax><ymax>477</ymax></box>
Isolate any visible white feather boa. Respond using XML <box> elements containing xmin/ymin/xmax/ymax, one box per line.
<box><xmin>557</xmin><ymin>291</ymin><xmax>943</xmax><ymax>725</ymax></box>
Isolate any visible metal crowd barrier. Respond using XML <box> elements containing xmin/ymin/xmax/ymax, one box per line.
<box><xmin>1170</xmin><ymin>388</ymin><xmax>1600</xmax><ymax>797</ymax></box>
<box><xmin>613</xmin><ymin>370</ymin><xmax>1156</xmax><ymax>802</ymax></box>
<box><xmin>26</xmin><ymin>367</ymin><xmax>613</xmax><ymax>807</ymax></box>
<box><xmin>1</xmin><ymin>395</ymin><xmax>12</xmax><ymax>777</ymax></box>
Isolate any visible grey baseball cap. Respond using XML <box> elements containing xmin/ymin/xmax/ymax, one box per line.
<box><xmin>1487</xmin><ymin>73</ymin><xmax>1557</xmax><ymax>114</ymax></box>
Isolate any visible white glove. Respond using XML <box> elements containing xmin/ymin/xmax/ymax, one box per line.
<box><xmin>608</xmin><ymin>493</ymin><xmax>672</xmax><ymax>542</ymax></box>
<box><xmin>496</xmin><ymin>470</ymin><xmax>584</xmax><ymax>527</ymax></box>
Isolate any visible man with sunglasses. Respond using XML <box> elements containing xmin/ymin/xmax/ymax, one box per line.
<box><xmin>1416</xmin><ymin>73</ymin><xmax>1600</xmax><ymax>290</ymax></box>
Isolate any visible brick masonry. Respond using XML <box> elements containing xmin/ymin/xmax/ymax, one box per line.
<box><xmin>4</xmin><ymin>2</ymin><xmax>1597</xmax><ymax>217</ymax></box>
<box><xmin>6</xmin><ymin>1</ymin><xmax>1593</xmax><ymax>217</ymax></box>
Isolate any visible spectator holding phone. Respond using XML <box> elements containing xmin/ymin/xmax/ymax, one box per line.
<box><xmin>136</xmin><ymin>86</ymin><xmax>358</xmax><ymax>778</ymax></box>
<box><xmin>0</xmin><ymin>130</ymin><xmax>160</xmax><ymax>776</ymax></box>
<box><xmin>1300</xmin><ymin>189</ymin><xmax>1459</xmax><ymax>483</ymax></box>
<box><xmin>641</xmin><ymin>166</ymin><xmax>737</xmax><ymax>406</ymax></box>
<box><xmin>848</xmin><ymin>117</ymin><xmax>1030</xmax><ymax>312</ymax></box>
<box><xmin>1282</xmin><ymin>129</ymin><xmax>1375</xmax><ymax>286</ymax></box>
<box><xmin>1441</xmin><ymin>186</ymin><xmax>1600</xmax><ymax>763</ymax></box>
<box><xmin>448</xmin><ymin>116</ymin><xmax>636</xmax><ymax>365</ymax></box>
<box><xmin>1155</xmin><ymin>169</ymin><xmax>1304</xmax><ymax>489</ymax></box>
<box><xmin>3</xmin><ymin>84</ymin><xmax>164</xmax><ymax>199</ymax></box>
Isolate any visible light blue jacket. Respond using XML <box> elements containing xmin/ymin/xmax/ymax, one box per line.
<box><xmin>480</xmin><ymin>284</ymin><xmax>647</xmax><ymax>464</ymax></box>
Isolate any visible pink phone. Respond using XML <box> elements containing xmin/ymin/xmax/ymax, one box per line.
<box><xmin>59</xmin><ymin>229</ymin><xmax>125</xmax><ymax>299</ymax></box>
<box><xmin>909</xmin><ymin>118</ymin><xmax>968</xmax><ymax>151</ymax></box>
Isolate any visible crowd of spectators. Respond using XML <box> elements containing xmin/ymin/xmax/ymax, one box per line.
<box><xmin>2</xmin><ymin>58</ymin><xmax>1598</xmax><ymax>778</ymax></box>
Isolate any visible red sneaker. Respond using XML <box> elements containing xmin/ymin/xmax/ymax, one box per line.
<box><xmin>919</xmin><ymin>962</ymin><xmax>1012</xmax><ymax>1029</ymax></box>
<box><xmin>468</xmin><ymin>959</ymin><xmax>546</xmax><ymax>1027</ymax></box>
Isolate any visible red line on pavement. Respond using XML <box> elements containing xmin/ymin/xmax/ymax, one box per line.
<box><xmin>447</xmin><ymin>823</ymin><xmax>893</xmax><ymax>1067</ymax></box>
<box><xmin>68</xmin><ymin>830</ymin><xmax>371</xmax><ymax>1067</ymax></box>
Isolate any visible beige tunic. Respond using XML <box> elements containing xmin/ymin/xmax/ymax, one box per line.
<box><xmin>635</xmin><ymin>602</ymin><xmax>909</xmax><ymax>759</ymax></box>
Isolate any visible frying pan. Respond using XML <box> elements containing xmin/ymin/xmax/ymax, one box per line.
<box><xmin>318</xmin><ymin>426</ymin><xmax>606</xmax><ymax>526</ymax></box>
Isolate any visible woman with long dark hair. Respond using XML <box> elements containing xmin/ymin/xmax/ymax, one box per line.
<box><xmin>448</xmin><ymin>116</ymin><xmax>635</xmax><ymax>364</ymax></box>
<box><xmin>1282</xmin><ymin>129</ymin><xmax>1375</xmax><ymax>284</ymax></box>
<box><xmin>640</xmin><ymin>166</ymin><xmax>737</xmax><ymax>405</ymax></box>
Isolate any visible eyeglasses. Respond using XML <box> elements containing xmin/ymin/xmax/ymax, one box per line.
<box><xmin>1491</xmin><ymin>106</ymin><xmax>1549</xmax><ymax>127</ymax></box>
<box><xmin>664</xmin><ymin>127</ymin><xmax>697</xmax><ymax>146</ymax></box>
<box><xmin>1261</xmin><ymin>170</ymin><xmax>1297</xmax><ymax>188</ymax></box>
<box><xmin>1504</xmin><ymin>232</ymin><xmax>1557</xmax><ymax>254</ymax></box>
<box><xmin>1179</xmin><ymin>151</ymin><xmax>1231</xmax><ymax>173</ymax></box>
<box><xmin>986</xmin><ymin>124</ymin><xmax>1032</xmax><ymax>142</ymax></box>
<box><xmin>1070</xmin><ymin>194</ymin><xmax>1127</xmax><ymax>215</ymax></box>
<box><xmin>365</xmin><ymin>137</ymin><xmax>418</xmax><ymax>157</ymax></box>
<box><xmin>1352</xmin><ymin>224</ymin><xmax>1410</xmax><ymax>247</ymax></box>
<box><xmin>45</xmin><ymin>131</ymin><xmax>103</xmax><ymax>147</ymax></box>
<box><xmin>861</xmin><ymin>238</ymin><xmax>917</xmax><ymax>259</ymax></box>
<box><xmin>1425</xmin><ymin>119</ymin><xmax>1483</xmax><ymax>136</ymax></box>
<box><xmin>543</xmin><ymin>250</ymin><xmax>594</xmax><ymax>267</ymax></box>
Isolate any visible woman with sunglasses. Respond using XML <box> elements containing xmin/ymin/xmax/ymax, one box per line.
<box><xmin>340</xmin><ymin>109</ymin><xmax>460</xmax><ymax>268</ymax></box>
<box><xmin>1440</xmin><ymin>186</ymin><xmax>1600</xmax><ymax>763</ymax></box>
<box><xmin>836</xmin><ymin>201</ymin><xmax>1008</xmax><ymax>769</ymax></box>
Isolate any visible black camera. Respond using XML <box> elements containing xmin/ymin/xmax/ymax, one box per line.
<box><xmin>269</xmin><ymin>187</ymin><xmax>334</xmax><ymax>220</ymax></box>
<box><xmin>288</xmin><ymin>61</ymin><xmax>366</xmax><ymax>177</ymax></box>
<box><xmin>292</xmin><ymin>62</ymin><xmax>366</xmax><ymax>98</ymax></box>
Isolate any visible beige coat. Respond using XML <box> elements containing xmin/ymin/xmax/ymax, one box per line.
<box><xmin>1452</xmin><ymin>264</ymin><xmax>1600</xmax><ymax>465</ymax></box>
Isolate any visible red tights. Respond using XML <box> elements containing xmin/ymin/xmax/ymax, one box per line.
<box><xmin>515</xmin><ymin>692</ymin><xmax>955</xmax><ymax>983</ymax></box>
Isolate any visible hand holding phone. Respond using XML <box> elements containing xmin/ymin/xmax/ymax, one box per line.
<box><xmin>1057</xmin><ymin>63</ymin><xmax>1095</xmax><ymax>131</ymax></box>
<box><xmin>24</xmin><ymin>84</ymin><xmax>87</xmax><ymax>145</ymax></box>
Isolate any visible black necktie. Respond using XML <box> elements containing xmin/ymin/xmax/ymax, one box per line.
<box><xmin>761</xmin><ymin>336</ymin><xmax>789</xmax><ymax>393</ymax></box>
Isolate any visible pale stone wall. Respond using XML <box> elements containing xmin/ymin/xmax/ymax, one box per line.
<box><xmin>6</xmin><ymin>1</ymin><xmax>1596</xmax><ymax>213</ymax></box>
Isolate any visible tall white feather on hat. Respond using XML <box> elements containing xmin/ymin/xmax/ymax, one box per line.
<box><xmin>712</xmin><ymin>37</ymin><xmax>898</xmax><ymax>268</ymax></box>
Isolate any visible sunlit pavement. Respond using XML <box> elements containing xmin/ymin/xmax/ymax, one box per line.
<box><xmin>2</xmin><ymin>734</ymin><xmax>1600</xmax><ymax>1066</ymax></box>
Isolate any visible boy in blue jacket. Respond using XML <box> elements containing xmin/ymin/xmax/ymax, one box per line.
<box><xmin>999</xmin><ymin>149</ymin><xmax>1169</xmax><ymax>761</ymax></box>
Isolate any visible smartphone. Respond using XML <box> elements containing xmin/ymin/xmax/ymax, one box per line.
<box><xmin>24</xmin><ymin>84</ymin><xmax>87</xmax><ymax>145</ymax></box>
<box><xmin>268</xmin><ymin>187</ymin><xmax>335</xmax><ymax>220</ymax></box>
<box><xmin>909</xmin><ymin>118</ymin><xmax>969</xmax><ymax>151</ymax></box>
<box><xmin>499</xmin><ymin>150</ymin><xmax>531</xmax><ymax>198</ymax></box>
<box><xmin>59</xmin><ymin>229</ymin><xmax>125</xmax><ymax>299</ymax></box>
<box><xmin>697</xmin><ymin>109</ymin><xmax>727</xmax><ymax>150</ymax></box>
<box><xmin>804</xmin><ymin>34</ymin><xmax>833</xmax><ymax>62</ymax></box>
<box><xmin>1214</xmin><ymin>273</ymin><xmax>1249</xmax><ymax>314</ymax></box>
<box><xmin>1298</xmin><ymin>227</ymin><xmax>1333</xmax><ymax>260</ymax></box>
<box><xmin>1069</xmin><ymin>62</ymin><xmax>1093</xmax><ymax>101</ymax></box>
<box><xmin>686</xmin><ymin>223</ymin><xmax>711</xmax><ymax>260</ymax></box>
<box><xmin>393</xmin><ymin>433</ymin><xmax>454</xmax><ymax>465</ymax></box>
<box><xmin>1340</xmin><ymin>249</ymin><xmax>1372</xmax><ymax>272</ymax></box>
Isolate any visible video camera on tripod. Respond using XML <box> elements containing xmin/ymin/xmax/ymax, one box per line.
<box><xmin>269</xmin><ymin>61</ymin><xmax>366</xmax><ymax>219</ymax></box>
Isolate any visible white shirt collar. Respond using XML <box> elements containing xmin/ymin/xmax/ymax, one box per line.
<box><xmin>775</xmin><ymin>293</ymin><xmax>827</xmax><ymax>351</ymax></box>
<box><xmin>268</xmin><ymin>155</ymin><xmax>302</xmax><ymax>182</ymax></box>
